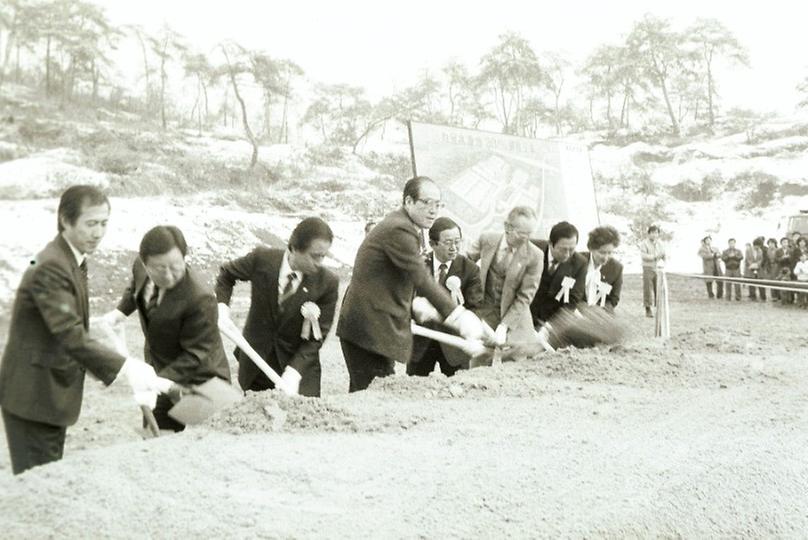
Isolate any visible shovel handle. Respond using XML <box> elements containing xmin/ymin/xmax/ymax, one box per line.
<box><xmin>218</xmin><ymin>314</ymin><xmax>289</xmax><ymax>392</ymax></box>
<box><xmin>141</xmin><ymin>405</ymin><xmax>160</xmax><ymax>437</ymax></box>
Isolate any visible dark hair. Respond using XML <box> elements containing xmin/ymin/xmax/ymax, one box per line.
<box><xmin>767</xmin><ymin>238</ymin><xmax>778</xmax><ymax>247</ymax></box>
<box><xmin>549</xmin><ymin>221</ymin><xmax>578</xmax><ymax>245</ymax></box>
<box><xmin>429</xmin><ymin>217</ymin><xmax>461</xmax><ymax>243</ymax></box>
<box><xmin>587</xmin><ymin>225</ymin><xmax>620</xmax><ymax>250</ymax></box>
<box><xmin>798</xmin><ymin>237</ymin><xmax>807</xmax><ymax>247</ymax></box>
<box><xmin>402</xmin><ymin>176</ymin><xmax>435</xmax><ymax>204</ymax></box>
<box><xmin>139</xmin><ymin>225</ymin><xmax>187</xmax><ymax>262</ymax></box>
<box><xmin>289</xmin><ymin>217</ymin><xmax>333</xmax><ymax>252</ymax></box>
<box><xmin>647</xmin><ymin>225</ymin><xmax>660</xmax><ymax>234</ymax></box>
<box><xmin>728</xmin><ymin>238</ymin><xmax>736</xmax><ymax>243</ymax></box>
<box><xmin>57</xmin><ymin>185</ymin><xmax>109</xmax><ymax>232</ymax></box>
<box><xmin>753</xmin><ymin>237</ymin><xmax>764</xmax><ymax>248</ymax></box>
<box><xmin>701</xmin><ymin>235</ymin><xmax>712</xmax><ymax>243</ymax></box>
<box><xmin>781</xmin><ymin>237</ymin><xmax>789</xmax><ymax>243</ymax></box>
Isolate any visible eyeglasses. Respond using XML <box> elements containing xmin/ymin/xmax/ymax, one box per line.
<box><xmin>437</xmin><ymin>239</ymin><xmax>463</xmax><ymax>248</ymax></box>
<box><xmin>416</xmin><ymin>198</ymin><xmax>446</xmax><ymax>210</ymax></box>
<box><xmin>504</xmin><ymin>223</ymin><xmax>531</xmax><ymax>238</ymax></box>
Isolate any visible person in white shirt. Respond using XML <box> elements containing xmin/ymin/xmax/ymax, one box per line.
<box><xmin>794</xmin><ymin>251</ymin><xmax>808</xmax><ymax>308</ymax></box>
<box><xmin>581</xmin><ymin>226</ymin><xmax>623</xmax><ymax>312</ymax></box>
<box><xmin>639</xmin><ymin>225</ymin><xmax>666</xmax><ymax>318</ymax></box>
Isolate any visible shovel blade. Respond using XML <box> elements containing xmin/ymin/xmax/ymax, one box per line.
<box><xmin>168</xmin><ymin>378</ymin><xmax>242</xmax><ymax>426</ymax></box>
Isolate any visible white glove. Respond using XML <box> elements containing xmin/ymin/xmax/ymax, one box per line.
<box><xmin>444</xmin><ymin>306</ymin><xmax>485</xmax><ymax>342</ymax></box>
<box><xmin>118</xmin><ymin>358</ymin><xmax>166</xmax><ymax>394</ymax></box>
<box><xmin>494</xmin><ymin>324</ymin><xmax>508</xmax><ymax>347</ymax></box>
<box><xmin>217</xmin><ymin>303</ymin><xmax>231</xmax><ymax>322</ymax></box>
<box><xmin>280</xmin><ymin>366</ymin><xmax>302</xmax><ymax>396</ymax></box>
<box><xmin>411</xmin><ymin>297</ymin><xmax>440</xmax><ymax>323</ymax></box>
<box><xmin>536</xmin><ymin>325</ymin><xmax>554</xmax><ymax>352</ymax></box>
<box><xmin>94</xmin><ymin>309</ymin><xmax>126</xmax><ymax>328</ymax></box>
<box><xmin>134</xmin><ymin>390</ymin><xmax>158</xmax><ymax>410</ymax></box>
<box><xmin>154</xmin><ymin>376</ymin><xmax>175</xmax><ymax>394</ymax></box>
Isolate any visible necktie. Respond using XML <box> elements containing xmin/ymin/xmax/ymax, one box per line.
<box><xmin>437</xmin><ymin>263</ymin><xmax>447</xmax><ymax>286</ymax></box>
<box><xmin>549</xmin><ymin>261</ymin><xmax>559</xmax><ymax>275</ymax></box>
<box><xmin>279</xmin><ymin>272</ymin><xmax>296</xmax><ymax>306</ymax></box>
<box><xmin>145</xmin><ymin>284</ymin><xmax>160</xmax><ymax>316</ymax></box>
<box><xmin>79</xmin><ymin>260</ymin><xmax>88</xmax><ymax>286</ymax></box>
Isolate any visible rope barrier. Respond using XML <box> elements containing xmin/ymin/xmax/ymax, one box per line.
<box><xmin>666</xmin><ymin>272</ymin><xmax>808</xmax><ymax>294</ymax></box>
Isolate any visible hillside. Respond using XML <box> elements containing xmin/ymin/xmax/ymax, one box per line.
<box><xmin>1</xmin><ymin>84</ymin><xmax>808</xmax><ymax>304</ymax></box>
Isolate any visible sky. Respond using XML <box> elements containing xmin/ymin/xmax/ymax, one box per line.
<box><xmin>98</xmin><ymin>0</ymin><xmax>808</xmax><ymax>114</ymax></box>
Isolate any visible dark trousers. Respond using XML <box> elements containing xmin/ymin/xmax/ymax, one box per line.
<box><xmin>2</xmin><ymin>408</ymin><xmax>66</xmax><ymax>475</ymax></box>
<box><xmin>147</xmin><ymin>395</ymin><xmax>185</xmax><ymax>432</ymax></box>
<box><xmin>725</xmin><ymin>269</ymin><xmax>742</xmax><ymax>299</ymax></box>
<box><xmin>705</xmin><ymin>279</ymin><xmax>723</xmax><ymax>298</ymax></box>
<box><xmin>407</xmin><ymin>340</ymin><xmax>462</xmax><ymax>377</ymax></box>
<box><xmin>747</xmin><ymin>279</ymin><xmax>766</xmax><ymax>300</ymax></box>
<box><xmin>340</xmin><ymin>339</ymin><xmax>395</xmax><ymax>393</ymax></box>
<box><xmin>642</xmin><ymin>267</ymin><xmax>657</xmax><ymax>308</ymax></box>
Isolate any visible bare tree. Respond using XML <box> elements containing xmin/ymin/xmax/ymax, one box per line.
<box><xmin>478</xmin><ymin>31</ymin><xmax>544</xmax><ymax>135</ymax></box>
<box><xmin>541</xmin><ymin>51</ymin><xmax>571</xmax><ymax>135</ymax></box>
<box><xmin>685</xmin><ymin>18</ymin><xmax>750</xmax><ymax>127</ymax></box>
<box><xmin>627</xmin><ymin>15</ymin><xmax>694</xmax><ymax>136</ymax></box>
<box><xmin>219</xmin><ymin>41</ymin><xmax>259</xmax><ymax>167</ymax></box>
<box><xmin>148</xmin><ymin>25</ymin><xmax>186</xmax><ymax>129</ymax></box>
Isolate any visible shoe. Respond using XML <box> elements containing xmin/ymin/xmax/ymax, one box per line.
<box><xmin>645</xmin><ymin>307</ymin><xmax>653</xmax><ymax>318</ymax></box>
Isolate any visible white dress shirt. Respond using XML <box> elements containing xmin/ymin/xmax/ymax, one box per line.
<box><xmin>278</xmin><ymin>251</ymin><xmax>303</xmax><ymax>297</ymax></box>
<box><xmin>585</xmin><ymin>255</ymin><xmax>603</xmax><ymax>306</ymax></box>
<box><xmin>432</xmin><ymin>256</ymin><xmax>453</xmax><ymax>281</ymax></box>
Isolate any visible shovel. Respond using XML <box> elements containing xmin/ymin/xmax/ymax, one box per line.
<box><xmin>217</xmin><ymin>311</ymin><xmax>293</xmax><ymax>394</ymax></box>
<box><xmin>94</xmin><ymin>316</ymin><xmax>242</xmax><ymax>429</ymax></box>
<box><xmin>411</xmin><ymin>322</ymin><xmax>496</xmax><ymax>365</ymax></box>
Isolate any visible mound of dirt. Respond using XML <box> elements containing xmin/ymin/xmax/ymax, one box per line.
<box><xmin>204</xmin><ymin>390</ymin><xmax>422</xmax><ymax>434</ymax></box>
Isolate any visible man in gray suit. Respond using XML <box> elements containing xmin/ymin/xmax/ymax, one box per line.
<box><xmin>467</xmin><ymin>206</ymin><xmax>543</xmax><ymax>361</ymax></box>
<box><xmin>337</xmin><ymin>176</ymin><xmax>489</xmax><ymax>392</ymax></box>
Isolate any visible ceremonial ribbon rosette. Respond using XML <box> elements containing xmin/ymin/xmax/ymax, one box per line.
<box><xmin>595</xmin><ymin>281</ymin><xmax>613</xmax><ymax>307</ymax></box>
<box><xmin>444</xmin><ymin>275</ymin><xmax>464</xmax><ymax>305</ymax></box>
<box><xmin>300</xmin><ymin>301</ymin><xmax>322</xmax><ymax>340</ymax></box>
<box><xmin>554</xmin><ymin>276</ymin><xmax>576</xmax><ymax>304</ymax></box>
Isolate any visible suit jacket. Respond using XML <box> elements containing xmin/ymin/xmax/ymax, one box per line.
<box><xmin>579</xmin><ymin>252</ymin><xmax>623</xmax><ymax>312</ymax></box>
<box><xmin>215</xmin><ymin>247</ymin><xmax>338</xmax><ymax>397</ymax></box>
<box><xmin>0</xmin><ymin>235</ymin><xmax>125</xmax><ymax>427</ymax></box>
<box><xmin>337</xmin><ymin>207</ymin><xmax>456</xmax><ymax>363</ymax></box>
<box><xmin>467</xmin><ymin>232</ymin><xmax>542</xmax><ymax>344</ymax></box>
<box><xmin>411</xmin><ymin>253</ymin><xmax>483</xmax><ymax>367</ymax></box>
<box><xmin>117</xmin><ymin>260</ymin><xmax>230</xmax><ymax>387</ymax></box>
<box><xmin>530</xmin><ymin>240</ymin><xmax>587</xmax><ymax>325</ymax></box>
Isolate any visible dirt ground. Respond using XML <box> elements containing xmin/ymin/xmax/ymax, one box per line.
<box><xmin>0</xmin><ymin>274</ymin><xmax>807</xmax><ymax>538</ymax></box>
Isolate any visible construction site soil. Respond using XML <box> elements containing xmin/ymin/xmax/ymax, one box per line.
<box><xmin>1</xmin><ymin>275</ymin><xmax>807</xmax><ymax>538</ymax></box>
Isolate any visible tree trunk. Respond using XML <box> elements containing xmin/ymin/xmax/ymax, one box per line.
<box><xmin>657</xmin><ymin>73</ymin><xmax>679</xmax><ymax>136</ymax></box>
<box><xmin>222</xmin><ymin>49</ymin><xmax>258</xmax><ymax>168</ymax></box>
<box><xmin>160</xmin><ymin>51</ymin><xmax>167</xmax><ymax>130</ymax></box>
<box><xmin>706</xmin><ymin>52</ymin><xmax>715</xmax><ymax>127</ymax></box>
<box><xmin>91</xmin><ymin>60</ymin><xmax>99</xmax><ymax>102</ymax></box>
<box><xmin>45</xmin><ymin>35</ymin><xmax>51</xmax><ymax>96</ymax></box>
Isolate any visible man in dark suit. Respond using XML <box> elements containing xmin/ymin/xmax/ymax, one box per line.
<box><xmin>101</xmin><ymin>226</ymin><xmax>231</xmax><ymax>431</ymax></box>
<box><xmin>0</xmin><ymin>185</ymin><xmax>171</xmax><ymax>474</ymax></box>
<box><xmin>580</xmin><ymin>225</ymin><xmax>624</xmax><ymax>312</ymax></box>
<box><xmin>408</xmin><ymin>217</ymin><xmax>483</xmax><ymax>377</ymax></box>
<box><xmin>215</xmin><ymin>217</ymin><xmax>339</xmax><ymax>397</ymax></box>
<box><xmin>530</xmin><ymin>221</ymin><xmax>587</xmax><ymax>327</ymax></box>
<box><xmin>337</xmin><ymin>176</ymin><xmax>489</xmax><ymax>392</ymax></box>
